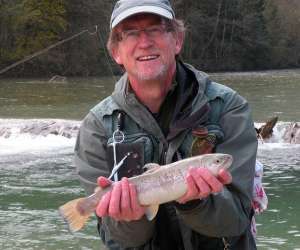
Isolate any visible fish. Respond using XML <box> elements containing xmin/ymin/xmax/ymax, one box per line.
<box><xmin>59</xmin><ymin>153</ymin><xmax>233</xmax><ymax>232</ymax></box>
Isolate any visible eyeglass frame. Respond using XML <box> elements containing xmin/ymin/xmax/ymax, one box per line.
<box><xmin>116</xmin><ymin>20</ymin><xmax>174</xmax><ymax>43</ymax></box>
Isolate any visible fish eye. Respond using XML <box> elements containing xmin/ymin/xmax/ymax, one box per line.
<box><xmin>216</xmin><ymin>159</ymin><xmax>220</xmax><ymax>163</ymax></box>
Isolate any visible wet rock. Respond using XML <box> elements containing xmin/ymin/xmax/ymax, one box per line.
<box><xmin>19</xmin><ymin>121</ymin><xmax>79</xmax><ymax>138</ymax></box>
<box><xmin>256</xmin><ymin>117</ymin><xmax>278</xmax><ymax>140</ymax></box>
<box><xmin>283</xmin><ymin>122</ymin><xmax>300</xmax><ymax>144</ymax></box>
<box><xmin>0</xmin><ymin>127</ymin><xmax>12</xmax><ymax>138</ymax></box>
<box><xmin>48</xmin><ymin>75</ymin><xmax>67</xmax><ymax>83</ymax></box>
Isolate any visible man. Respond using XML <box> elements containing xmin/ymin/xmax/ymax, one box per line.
<box><xmin>75</xmin><ymin>0</ymin><xmax>258</xmax><ymax>249</ymax></box>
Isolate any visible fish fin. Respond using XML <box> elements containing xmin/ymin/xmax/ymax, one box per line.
<box><xmin>145</xmin><ymin>204</ymin><xmax>159</xmax><ymax>220</ymax></box>
<box><xmin>59</xmin><ymin>197</ymin><xmax>93</xmax><ymax>232</ymax></box>
<box><xmin>143</xmin><ymin>163</ymin><xmax>160</xmax><ymax>174</ymax></box>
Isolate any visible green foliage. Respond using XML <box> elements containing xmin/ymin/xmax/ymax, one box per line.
<box><xmin>14</xmin><ymin>0</ymin><xmax>67</xmax><ymax>59</ymax></box>
<box><xmin>264</xmin><ymin>0</ymin><xmax>300</xmax><ymax>68</ymax></box>
<box><xmin>62</xmin><ymin>0</ymin><xmax>115</xmax><ymax>76</ymax></box>
<box><xmin>0</xmin><ymin>0</ymin><xmax>22</xmax><ymax>63</ymax></box>
<box><xmin>174</xmin><ymin>0</ymin><xmax>270</xmax><ymax>71</ymax></box>
<box><xmin>0</xmin><ymin>0</ymin><xmax>299</xmax><ymax>76</ymax></box>
<box><xmin>0</xmin><ymin>0</ymin><xmax>67</xmax><ymax>75</ymax></box>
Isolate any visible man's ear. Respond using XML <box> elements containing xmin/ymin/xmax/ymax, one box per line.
<box><xmin>175</xmin><ymin>31</ymin><xmax>184</xmax><ymax>55</ymax></box>
<box><xmin>111</xmin><ymin>46</ymin><xmax>122</xmax><ymax>65</ymax></box>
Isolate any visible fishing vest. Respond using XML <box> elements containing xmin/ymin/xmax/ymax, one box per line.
<box><xmin>90</xmin><ymin>72</ymin><xmax>256</xmax><ymax>250</ymax></box>
<box><xmin>91</xmin><ymin>79</ymin><xmax>229</xmax><ymax>171</ymax></box>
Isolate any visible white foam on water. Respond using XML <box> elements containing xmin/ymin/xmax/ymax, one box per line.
<box><xmin>255</xmin><ymin>121</ymin><xmax>299</xmax><ymax>145</ymax></box>
<box><xmin>0</xmin><ymin>119</ymin><xmax>80</xmax><ymax>155</ymax></box>
<box><xmin>0</xmin><ymin>119</ymin><xmax>299</xmax><ymax>155</ymax></box>
<box><xmin>258</xmin><ymin>141</ymin><xmax>300</xmax><ymax>150</ymax></box>
<box><xmin>0</xmin><ymin>133</ymin><xmax>76</xmax><ymax>155</ymax></box>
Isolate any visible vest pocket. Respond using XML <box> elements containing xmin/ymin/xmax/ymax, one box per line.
<box><xmin>106</xmin><ymin>133</ymin><xmax>155</xmax><ymax>179</ymax></box>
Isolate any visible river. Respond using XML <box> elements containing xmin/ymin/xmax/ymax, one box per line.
<box><xmin>0</xmin><ymin>69</ymin><xmax>300</xmax><ymax>249</ymax></box>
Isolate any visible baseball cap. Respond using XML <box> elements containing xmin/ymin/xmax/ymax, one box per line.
<box><xmin>110</xmin><ymin>0</ymin><xmax>175</xmax><ymax>29</ymax></box>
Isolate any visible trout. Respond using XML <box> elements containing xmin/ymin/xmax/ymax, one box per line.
<box><xmin>59</xmin><ymin>153</ymin><xmax>233</xmax><ymax>232</ymax></box>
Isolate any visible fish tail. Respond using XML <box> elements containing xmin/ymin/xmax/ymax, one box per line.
<box><xmin>59</xmin><ymin>197</ymin><xmax>93</xmax><ymax>232</ymax></box>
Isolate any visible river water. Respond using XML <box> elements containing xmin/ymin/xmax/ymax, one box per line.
<box><xmin>0</xmin><ymin>69</ymin><xmax>300</xmax><ymax>249</ymax></box>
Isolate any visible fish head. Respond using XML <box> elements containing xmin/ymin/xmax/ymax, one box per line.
<box><xmin>199</xmin><ymin>153</ymin><xmax>233</xmax><ymax>175</ymax></box>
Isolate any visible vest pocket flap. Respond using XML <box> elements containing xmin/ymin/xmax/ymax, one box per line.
<box><xmin>106</xmin><ymin>133</ymin><xmax>155</xmax><ymax>178</ymax></box>
<box><xmin>106</xmin><ymin>142</ymin><xmax>144</xmax><ymax>178</ymax></box>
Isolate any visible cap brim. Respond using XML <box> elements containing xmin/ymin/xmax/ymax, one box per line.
<box><xmin>111</xmin><ymin>6</ymin><xmax>174</xmax><ymax>29</ymax></box>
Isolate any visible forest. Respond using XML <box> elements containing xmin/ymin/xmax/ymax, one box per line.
<box><xmin>0</xmin><ymin>0</ymin><xmax>299</xmax><ymax>77</ymax></box>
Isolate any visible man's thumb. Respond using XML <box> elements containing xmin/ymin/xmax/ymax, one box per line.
<box><xmin>97</xmin><ymin>176</ymin><xmax>112</xmax><ymax>188</ymax></box>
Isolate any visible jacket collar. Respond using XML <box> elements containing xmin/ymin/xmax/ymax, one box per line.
<box><xmin>111</xmin><ymin>61</ymin><xmax>211</xmax><ymax>141</ymax></box>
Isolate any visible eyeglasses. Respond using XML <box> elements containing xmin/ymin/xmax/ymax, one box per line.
<box><xmin>118</xmin><ymin>24</ymin><xmax>171</xmax><ymax>43</ymax></box>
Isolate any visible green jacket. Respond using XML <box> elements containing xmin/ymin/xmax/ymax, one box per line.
<box><xmin>75</xmin><ymin>62</ymin><xmax>258</xmax><ymax>250</ymax></box>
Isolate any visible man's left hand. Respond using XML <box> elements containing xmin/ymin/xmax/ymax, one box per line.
<box><xmin>177</xmin><ymin>167</ymin><xmax>232</xmax><ymax>204</ymax></box>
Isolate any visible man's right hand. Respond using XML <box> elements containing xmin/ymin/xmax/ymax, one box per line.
<box><xmin>96</xmin><ymin>176</ymin><xmax>145</xmax><ymax>221</ymax></box>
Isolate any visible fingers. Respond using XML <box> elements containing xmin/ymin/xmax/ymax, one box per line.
<box><xmin>120</xmin><ymin>178</ymin><xmax>133</xmax><ymax>221</ymax></box>
<box><xmin>198</xmin><ymin>168</ymin><xmax>223</xmax><ymax>193</ymax></box>
<box><xmin>218</xmin><ymin>168</ymin><xmax>232</xmax><ymax>184</ymax></box>
<box><xmin>177</xmin><ymin>167</ymin><xmax>230</xmax><ymax>204</ymax></box>
<box><xmin>119</xmin><ymin>178</ymin><xmax>145</xmax><ymax>221</ymax></box>
<box><xmin>96</xmin><ymin>177</ymin><xmax>144</xmax><ymax>221</ymax></box>
<box><xmin>177</xmin><ymin>173</ymin><xmax>199</xmax><ymax>203</ymax></box>
<box><xmin>129</xmin><ymin>183</ymin><xmax>145</xmax><ymax>220</ymax></box>
<box><xmin>190</xmin><ymin>168</ymin><xmax>212</xmax><ymax>196</ymax></box>
<box><xmin>95</xmin><ymin>176</ymin><xmax>113</xmax><ymax>217</ymax></box>
<box><xmin>108</xmin><ymin>181</ymin><xmax>122</xmax><ymax>220</ymax></box>
<box><xmin>96</xmin><ymin>190</ymin><xmax>111</xmax><ymax>217</ymax></box>
<box><xmin>121</xmin><ymin>178</ymin><xmax>131</xmax><ymax>212</ymax></box>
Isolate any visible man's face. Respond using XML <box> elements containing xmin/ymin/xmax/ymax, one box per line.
<box><xmin>112</xmin><ymin>14</ymin><xmax>183</xmax><ymax>82</ymax></box>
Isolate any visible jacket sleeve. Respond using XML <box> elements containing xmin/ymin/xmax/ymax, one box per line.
<box><xmin>175</xmin><ymin>92</ymin><xmax>257</xmax><ymax>237</ymax></box>
<box><xmin>74</xmin><ymin>112</ymin><xmax>155</xmax><ymax>248</ymax></box>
